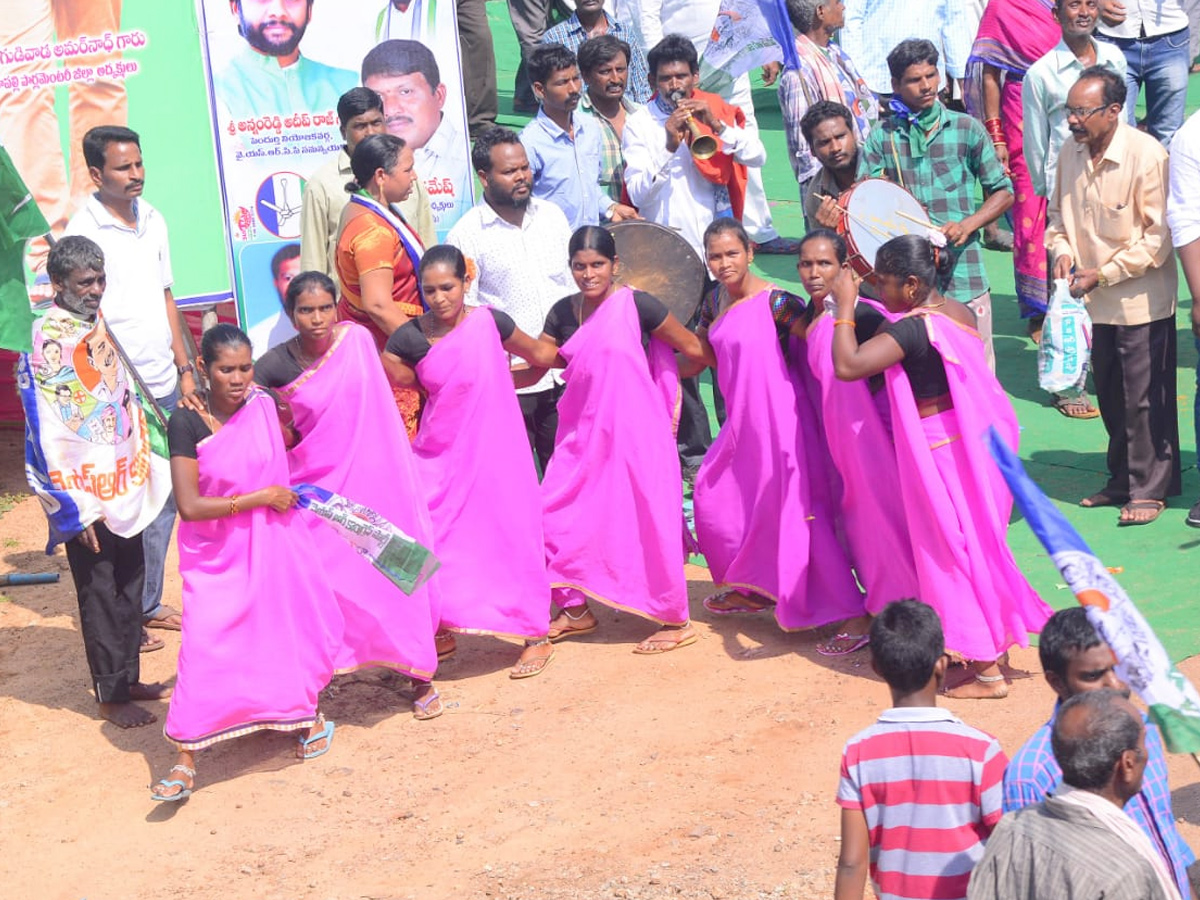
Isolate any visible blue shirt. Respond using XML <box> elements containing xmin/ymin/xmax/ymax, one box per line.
<box><xmin>542</xmin><ymin>12</ymin><xmax>651</xmax><ymax>104</ymax></box>
<box><xmin>520</xmin><ymin>110</ymin><xmax>612</xmax><ymax>231</ymax></box>
<box><xmin>1003</xmin><ymin>708</ymin><xmax>1196</xmax><ymax>896</ymax></box>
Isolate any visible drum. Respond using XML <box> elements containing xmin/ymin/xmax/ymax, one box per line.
<box><xmin>605</xmin><ymin>220</ymin><xmax>708</xmax><ymax>325</ymax></box>
<box><xmin>835</xmin><ymin>178</ymin><xmax>932</xmax><ymax>281</ymax></box>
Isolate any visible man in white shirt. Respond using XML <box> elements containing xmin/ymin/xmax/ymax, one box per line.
<box><xmin>1167</xmin><ymin>108</ymin><xmax>1200</xmax><ymax>528</ymax></box>
<box><xmin>1096</xmin><ymin>0</ymin><xmax>1190</xmax><ymax>144</ymax></box>
<box><xmin>64</xmin><ymin>125</ymin><xmax>191</xmax><ymax>636</ymax></box>
<box><xmin>632</xmin><ymin>0</ymin><xmax>797</xmax><ymax>253</ymax></box>
<box><xmin>446</xmin><ymin>127</ymin><xmax>574</xmax><ymax>471</ymax></box>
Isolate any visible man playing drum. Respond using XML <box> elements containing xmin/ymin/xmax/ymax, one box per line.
<box><xmin>861</xmin><ymin>39</ymin><xmax>1013</xmax><ymax>369</ymax></box>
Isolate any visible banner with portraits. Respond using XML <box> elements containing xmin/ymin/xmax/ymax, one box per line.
<box><xmin>196</xmin><ymin>0</ymin><xmax>475</xmax><ymax>353</ymax></box>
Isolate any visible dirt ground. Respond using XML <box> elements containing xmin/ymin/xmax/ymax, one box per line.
<box><xmin>1</xmin><ymin>427</ymin><xmax>1198</xmax><ymax>900</ymax></box>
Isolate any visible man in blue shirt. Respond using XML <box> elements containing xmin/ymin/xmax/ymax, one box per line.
<box><xmin>519</xmin><ymin>43</ymin><xmax>637</xmax><ymax>231</ymax></box>
<box><xmin>1003</xmin><ymin>607</ymin><xmax>1195</xmax><ymax>897</ymax></box>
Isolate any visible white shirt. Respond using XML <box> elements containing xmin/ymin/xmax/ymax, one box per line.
<box><xmin>622</xmin><ymin>99</ymin><xmax>766</xmax><ymax>258</ymax></box>
<box><xmin>64</xmin><ymin>195</ymin><xmax>176</xmax><ymax>397</ymax></box>
<box><xmin>841</xmin><ymin>0</ymin><xmax>976</xmax><ymax>95</ymax></box>
<box><xmin>634</xmin><ymin>0</ymin><xmax>720</xmax><ymax>53</ymax></box>
<box><xmin>1098</xmin><ymin>0</ymin><xmax>1188</xmax><ymax>39</ymax></box>
<box><xmin>1167</xmin><ymin>109</ymin><xmax>1200</xmax><ymax>248</ymax></box>
<box><xmin>446</xmin><ymin>197</ymin><xmax>574</xmax><ymax>394</ymax></box>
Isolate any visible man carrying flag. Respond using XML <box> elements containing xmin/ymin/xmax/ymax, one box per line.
<box><xmin>18</xmin><ymin>235</ymin><xmax>173</xmax><ymax>729</ymax></box>
<box><xmin>988</xmin><ymin>426</ymin><xmax>1200</xmax><ymax>896</ymax></box>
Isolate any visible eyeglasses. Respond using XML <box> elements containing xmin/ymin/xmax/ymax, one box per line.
<box><xmin>1065</xmin><ymin>104</ymin><xmax>1109</xmax><ymax>120</ymax></box>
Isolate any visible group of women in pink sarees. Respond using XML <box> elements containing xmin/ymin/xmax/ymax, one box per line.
<box><xmin>149</xmin><ymin>213</ymin><xmax>1052</xmax><ymax>801</ymax></box>
<box><xmin>690</xmin><ymin>221</ymin><xmax>1051</xmax><ymax>701</ymax></box>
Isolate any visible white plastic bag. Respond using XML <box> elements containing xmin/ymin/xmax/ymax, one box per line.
<box><xmin>1038</xmin><ymin>278</ymin><xmax>1092</xmax><ymax>394</ymax></box>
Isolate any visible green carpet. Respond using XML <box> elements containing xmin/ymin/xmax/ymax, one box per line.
<box><xmin>484</xmin><ymin>7</ymin><xmax>1200</xmax><ymax>661</ymax></box>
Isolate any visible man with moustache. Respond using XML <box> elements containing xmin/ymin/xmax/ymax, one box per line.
<box><xmin>19</xmin><ymin>236</ymin><xmax>173</xmax><ymax>729</ymax></box>
<box><xmin>861</xmin><ymin>38</ymin><xmax>1013</xmax><ymax>369</ymax></box>
<box><xmin>520</xmin><ymin>43</ymin><xmax>638</xmax><ymax>230</ymax></box>
<box><xmin>215</xmin><ymin>0</ymin><xmax>356</xmax><ymax>121</ymax></box>
<box><xmin>362</xmin><ymin>39</ymin><xmax>470</xmax><ymax>231</ymax></box>
<box><xmin>1048</xmin><ymin>66</ymin><xmax>1179</xmax><ymax>525</ymax></box>
<box><xmin>65</xmin><ymin>125</ymin><xmax>191</xmax><ymax>640</ymax></box>
<box><xmin>576</xmin><ymin>34</ymin><xmax>642</xmax><ymax>203</ymax></box>
<box><xmin>1000</xmin><ymin>608</ymin><xmax>1194</xmax><ymax>896</ymax></box>
<box><xmin>798</xmin><ymin>101</ymin><xmax>866</xmax><ymax>231</ymax></box>
<box><xmin>446</xmin><ymin>128</ymin><xmax>574</xmax><ymax>469</ymax></box>
<box><xmin>544</xmin><ymin>0</ymin><xmax>652</xmax><ymax>103</ymax></box>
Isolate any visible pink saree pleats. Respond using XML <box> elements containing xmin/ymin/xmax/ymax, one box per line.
<box><xmin>413</xmin><ymin>309</ymin><xmax>550</xmax><ymax>639</ymax></box>
<box><xmin>694</xmin><ymin>291</ymin><xmax>863</xmax><ymax>629</ymax></box>
<box><xmin>281</xmin><ymin>322</ymin><xmax>439</xmax><ymax>679</ymax></box>
<box><xmin>800</xmin><ymin>309</ymin><xmax>920</xmax><ymax>612</ymax></box>
<box><xmin>164</xmin><ymin>391</ymin><xmax>342</xmax><ymax>749</ymax></box>
<box><xmin>542</xmin><ymin>288</ymin><xmax>689</xmax><ymax>625</ymax></box>
<box><xmin>883</xmin><ymin>312</ymin><xmax>1052</xmax><ymax>660</ymax></box>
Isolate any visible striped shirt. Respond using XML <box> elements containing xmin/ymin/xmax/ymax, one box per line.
<box><xmin>1002</xmin><ymin>708</ymin><xmax>1195</xmax><ymax>895</ymax></box>
<box><xmin>838</xmin><ymin>706</ymin><xmax>1007</xmax><ymax>900</ymax></box>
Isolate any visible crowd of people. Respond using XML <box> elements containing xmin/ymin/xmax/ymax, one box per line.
<box><xmin>14</xmin><ymin>0</ymin><xmax>1200</xmax><ymax>896</ymax></box>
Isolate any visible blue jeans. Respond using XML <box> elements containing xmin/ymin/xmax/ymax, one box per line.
<box><xmin>142</xmin><ymin>389</ymin><xmax>178</xmax><ymax>620</ymax></box>
<box><xmin>1099</xmin><ymin>28</ymin><xmax>1190</xmax><ymax>145</ymax></box>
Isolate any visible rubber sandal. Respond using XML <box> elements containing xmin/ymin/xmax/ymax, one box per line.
<box><xmin>702</xmin><ymin>591</ymin><xmax>772</xmax><ymax>616</ymax></box>
<box><xmin>816</xmin><ymin>633</ymin><xmax>870</xmax><ymax>657</ymax></box>
<box><xmin>632</xmin><ymin>626</ymin><xmax>697</xmax><ymax>655</ymax></box>
<box><xmin>1118</xmin><ymin>499</ymin><xmax>1165</xmax><ymax>527</ymax></box>
<box><xmin>298</xmin><ymin>715</ymin><xmax>335</xmax><ymax>759</ymax></box>
<box><xmin>140</xmin><ymin>628</ymin><xmax>164</xmax><ymax>654</ymax></box>
<box><xmin>509</xmin><ymin>643</ymin><xmax>556</xmax><ymax>680</ymax></box>
<box><xmin>151</xmin><ymin>764</ymin><xmax>196</xmax><ymax>802</ymax></box>
<box><xmin>1053</xmin><ymin>395</ymin><xmax>1100</xmax><ymax>419</ymax></box>
<box><xmin>144</xmin><ymin>605</ymin><xmax>183</xmax><ymax>631</ymax></box>
<box><xmin>547</xmin><ymin>608</ymin><xmax>598</xmax><ymax>642</ymax></box>
<box><xmin>435</xmin><ymin>631</ymin><xmax>457</xmax><ymax>661</ymax></box>
<box><xmin>412</xmin><ymin>688</ymin><xmax>444</xmax><ymax>721</ymax></box>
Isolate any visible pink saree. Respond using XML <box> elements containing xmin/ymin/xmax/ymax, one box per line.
<box><xmin>883</xmin><ymin>312</ymin><xmax>1052</xmax><ymax>660</ymax></box>
<box><xmin>165</xmin><ymin>390</ymin><xmax>342</xmax><ymax>749</ymax></box>
<box><xmin>694</xmin><ymin>291</ymin><xmax>864</xmax><ymax>629</ymax></box>
<box><xmin>280</xmin><ymin>322</ymin><xmax>440</xmax><ymax>680</ymax></box>
<box><xmin>801</xmin><ymin>307</ymin><xmax>920</xmax><ymax>612</ymax></box>
<box><xmin>965</xmin><ymin>0</ymin><xmax>1060</xmax><ymax>317</ymax></box>
<box><xmin>542</xmin><ymin>287</ymin><xmax>689</xmax><ymax>625</ymax></box>
<box><xmin>413</xmin><ymin>309</ymin><xmax>550</xmax><ymax>639</ymax></box>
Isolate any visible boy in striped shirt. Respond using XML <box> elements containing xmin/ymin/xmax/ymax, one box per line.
<box><xmin>834</xmin><ymin>600</ymin><xmax>1007</xmax><ymax>900</ymax></box>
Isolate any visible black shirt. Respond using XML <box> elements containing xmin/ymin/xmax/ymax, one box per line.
<box><xmin>883</xmin><ymin>315</ymin><xmax>951</xmax><ymax>399</ymax></box>
<box><xmin>254</xmin><ymin>341</ymin><xmax>307</xmax><ymax>389</ymax></box>
<box><xmin>385</xmin><ymin>308</ymin><xmax>517</xmax><ymax>367</ymax></box>
<box><xmin>542</xmin><ymin>289</ymin><xmax>669</xmax><ymax>346</ymax></box>
<box><xmin>167</xmin><ymin>407</ymin><xmax>214</xmax><ymax>460</ymax></box>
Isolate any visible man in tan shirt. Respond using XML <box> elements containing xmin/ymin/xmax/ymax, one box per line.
<box><xmin>1046</xmin><ymin>66</ymin><xmax>1180</xmax><ymax>526</ymax></box>
<box><xmin>300</xmin><ymin>86</ymin><xmax>435</xmax><ymax>292</ymax></box>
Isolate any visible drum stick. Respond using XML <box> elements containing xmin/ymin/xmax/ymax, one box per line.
<box><xmin>895</xmin><ymin>209</ymin><xmax>936</xmax><ymax>229</ymax></box>
<box><xmin>815</xmin><ymin>194</ymin><xmax>892</xmax><ymax>240</ymax></box>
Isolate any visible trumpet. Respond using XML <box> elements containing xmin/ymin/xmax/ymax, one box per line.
<box><xmin>668</xmin><ymin>90</ymin><xmax>718</xmax><ymax>160</ymax></box>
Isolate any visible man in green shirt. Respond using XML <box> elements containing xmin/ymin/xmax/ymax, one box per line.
<box><xmin>862</xmin><ymin>38</ymin><xmax>1013</xmax><ymax>369</ymax></box>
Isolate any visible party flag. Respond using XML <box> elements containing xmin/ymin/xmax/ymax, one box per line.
<box><xmin>0</xmin><ymin>146</ymin><xmax>49</xmax><ymax>353</ymax></box>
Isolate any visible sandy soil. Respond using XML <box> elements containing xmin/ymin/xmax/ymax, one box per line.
<box><xmin>2</xmin><ymin>426</ymin><xmax>1198</xmax><ymax>900</ymax></box>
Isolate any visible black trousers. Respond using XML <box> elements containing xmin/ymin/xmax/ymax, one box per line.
<box><xmin>1091</xmin><ymin>318</ymin><xmax>1181</xmax><ymax>501</ymax></box>
<box><xmin>456</xmin><ymin>0</ymin><xmax>497</xmax><ymax>135</ymax></box>
<box><xmin>519</xmin><ymin>382</ymin><xmax>563</xmax><ymax>474</ymax></box>
<box><xmin>63</xmin><ymin>520</ymin><xmax>145</xmax><ymax>704</ymax></box>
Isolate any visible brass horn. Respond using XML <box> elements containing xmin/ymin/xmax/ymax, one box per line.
<box><xmin>669</xmin><ymin>90</ymin><xmax>719</xmax><ymax>160</ymax></box>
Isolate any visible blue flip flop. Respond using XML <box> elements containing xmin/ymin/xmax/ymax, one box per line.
<box><xmin>151</xmin><ymin>764</ymin><xmax>195</xmax><ymax>803</ymax></box>
<box><xmin>299</xmin><ymin>716</ymin><xmax>335</xmax><ymax>760</ymax></box>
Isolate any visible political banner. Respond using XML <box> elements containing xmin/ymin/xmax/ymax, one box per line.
<box><xmin>0</xmin><ymin>0</ymin><xmax>231</xmax><ymax>315</ymax></box>
<box><xmin>988</xmin><ymin>427</ymin><xmax>1200</xmax><ymax>754</ymax></box>
<box><xmin>196</xmin><ymin>0</ymin><xmax>475</xmax><ymax>355</ymax></box>
<box><xmin>701</xmin><ymin>0</ymin><xmax>801</xmax><ymax>92</ymax></box>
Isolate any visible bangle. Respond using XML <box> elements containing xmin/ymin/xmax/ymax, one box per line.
<box><xmin>834</xmin><ymin>319</ymin><xmax>856</xmax><ymax>327</ymax></box>
<box><xmin>229</xmin><ymin>494</ymin><xmax>239</xmax><ymax>516</ymax></box>
<box><xmin>984</xmin><ymin>117</ymin><xmax>1005</xmax><ymax>144</ymax></box>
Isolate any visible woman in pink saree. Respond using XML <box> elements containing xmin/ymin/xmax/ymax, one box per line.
<box><xmin>151</xmin><ymin>325</ymin><xmax>342</xmax><ymax>802</ymax></box>
<box><xmin>380</xmin><ymin>246</ymin><xmax>558</xmax><ymax>679</ymax></box>
<box><xmin>254</xmin><ymin>272</ymin><xmax>443</xmax><ymax>718</ymax></box>
<box><xmin>965</xmin><ymin>0</ymin><xmax>1061</xmax><ymax>326</ymax></box>
<box><xmin>793</xmin><ymin>230</ymin><xmax>921</xmax><ymax>654</ymax></box>
<box><xmin>689</xmin><ymin>219</ymin><xmax>864</xmax><ymax>634</ymax></box>
<box><xmin>536</xmin><ymin>226</ymin><xmax>710</xmax><ymax>654</ymax></box>
<box><xmin>829</xmin><ymin>235</ymin><xmax>1052</xmax><ymax>699</ymax></box>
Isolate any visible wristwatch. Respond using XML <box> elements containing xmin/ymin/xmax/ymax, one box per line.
<box><xmin>177</xmin><ymin>363</ymin><xmax>194</xmax><ymax>376</ymax></box>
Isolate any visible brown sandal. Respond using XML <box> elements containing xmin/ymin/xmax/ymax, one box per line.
<box><xmin>1118</xmin><ymin>499</ymin><xmax>1165</xmax><ymax>526</ymax></box>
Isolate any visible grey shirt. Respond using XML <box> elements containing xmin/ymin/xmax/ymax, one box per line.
<box><xmin>968</xmin><ymin>796</ymin><xmax>1174</xmax><ymax>900</ymax></box>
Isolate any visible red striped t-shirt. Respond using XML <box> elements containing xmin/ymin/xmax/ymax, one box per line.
<box><xmin>838</xmin><ymin>706</ymin><xmax>1007</xmax><ymax>900</ymax></box>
